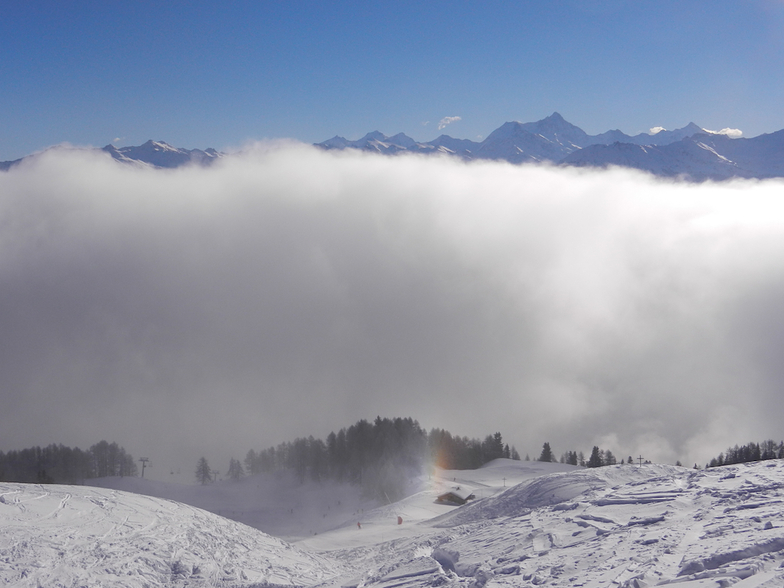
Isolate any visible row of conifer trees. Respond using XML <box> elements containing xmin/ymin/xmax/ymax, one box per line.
<box><xmin>706</xmin><ymin>440</ymin><xmax>784</xmax><ymax>468</ymax></box>
<box><xmin>240</xmin><ymin>417</ymin><xmax>519</xmax><ymax>499</ymax></box>
<box><xmin>0</xmin><ymin>440</ymin><xmax>137</xmax><ymax>484</ymax></box>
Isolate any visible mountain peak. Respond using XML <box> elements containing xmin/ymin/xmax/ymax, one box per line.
<box><xmin>311</xmin><ymin>113</ymin><xmax>776</xmax><ymax>180</ymax></box>
<box><xmin>100</xmin><ymin>140</ymin><xmax>222</xmax><ymax>168</ymax></box>
<box><xmin>360</xmin><ymin>131</ymin><xmax>387</xmax><ymax>142</ymax></box>
<box><xmin>385</xmin><ymin>132</ymin><xmax>417</xmax><ymax>149</ymax></box>
<box><xmin>139</xmin><ymin>140</ymin><xmax>178</xmax><ymax>152</ymax></box>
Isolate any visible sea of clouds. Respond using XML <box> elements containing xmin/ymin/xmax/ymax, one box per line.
<box><xmin>2</xmin><ymin>143</ymin><xmax>783</xmax><ymax>474</ymax></box>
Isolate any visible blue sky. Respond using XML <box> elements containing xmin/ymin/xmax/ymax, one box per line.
<box><xmin>2</xmin><ymin>1</ymin><xmax>784</xmax><ymax>160</ymax></box>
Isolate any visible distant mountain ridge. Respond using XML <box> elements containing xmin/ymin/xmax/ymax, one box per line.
<box><xmin>102</xmin><ymin>140</ymin><xmax>221</xmax><ymax>168</ymax></box>
<box><xmin>317</xmin><ymin>113</ymin><xmax>784</xmax><ymax>181</ymax></box>
<box><xmin>0</xmin><ymin>140</ymin><xmax>222</xmax><ymax>171</ymax></box>
<box><xmin>316</xmin><ymin>113</ymin><xmax>712</xmax><ymax>162</ymax></box>
<box><xmin>2</xmin><ymin>115</ymin><xmax>782</xmax><ymax>180</ymax></box>
<box><xmin>562</xmin><ymin>129</ymin><xmax>784</xmax><ymax>180</ymax></box>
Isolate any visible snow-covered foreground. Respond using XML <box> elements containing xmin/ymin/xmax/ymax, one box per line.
<box><xmin>313</xmin><ymin>461</ymin><xmax>784</xmax><ymax>588</ymax></box>
<box><xmin>0</xmin><ymin>483</ymin><xmax>341</xmax><ymax>587</ymax></box>
<box><xmin>4</xmin><ymin>459</ymin><xmax>784</xmax><ymax>587</ymax></box>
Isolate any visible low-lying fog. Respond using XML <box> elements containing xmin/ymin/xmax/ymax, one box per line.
<box><xmin>2</xmin><ymin>143</ymin><xmax>783</xmax><ymax>478</ymax></box>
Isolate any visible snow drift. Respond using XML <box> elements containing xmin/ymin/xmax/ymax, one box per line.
<box><xmin>0</xmin><ymin>482</ymin><xmax>339</xmax><ymax>587</ymax></box>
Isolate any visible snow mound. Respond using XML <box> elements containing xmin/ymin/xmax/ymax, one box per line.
<box><xmin>431</xmin><ymin>464</ymin><xmax>679</xmax><ymax>527</ymax></box>
<box><xmin>0</xmin><ymin>482</ymin><xmax>340</xmax><ymax>587</ymax></box>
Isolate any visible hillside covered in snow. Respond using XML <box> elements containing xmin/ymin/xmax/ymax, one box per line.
<box><xmin>4</xmin><ymin>459</ymin><xmax>784</xmax><ymax>587</ymax></box>
<box><xmin>0</xmin><ymin>481</ymin><xmax>339</xmax><ymax>587</ymax></box>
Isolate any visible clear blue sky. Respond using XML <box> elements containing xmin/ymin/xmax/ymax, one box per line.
<box><xmin>2</xmin><ymin>0</ymin><xmax>784</xmax><ymax>160</ymax></box>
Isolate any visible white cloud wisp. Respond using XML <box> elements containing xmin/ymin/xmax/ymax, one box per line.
<box><xmin>703</xmin><ymin>127</ymin><xmax>744</xmax><ymax>138</ymax></box>
<box><xmin>438</xmin><ymin>116</ymin><xmax>462</xmax><ymax>130</ymax></box>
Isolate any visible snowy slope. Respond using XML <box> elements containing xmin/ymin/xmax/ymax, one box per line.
<box><xmin>305</xmin><ymin>460</ymin><xmax>784</xmax><ymax>588</ymax></box>
<box><xmin>89</xmin><ymin>471</ymin><xmax>379</xmax><ymax>541</ymax></box>
<box><xmin>0</xmin><ymin>482</ymin><xmax>341</xmax><ymax>587</ymax></box>
<box><xmin>6</xmin><ymin>460</ymin><xmax>784</xmax><ymax>587</ymax></box>
<box><xmin>296</xmin><ymin>460</ymin><xmax>580</xmax><ymax>552</ymax></box>
<box><xmin>87</xmin><ymin>461</ymin><xmax>573</xmax><ymax>543</ymax></box>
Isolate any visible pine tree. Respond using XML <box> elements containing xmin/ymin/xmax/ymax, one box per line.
<box><xmin>244</xmin><ymin>449</ymin><xmax>258</xmax><ymax>475</ymax></box>
<box><xmin>195</xmin><ymin>457</ymin><xmax>212</xmax><ymax>485</ymax></box>
<box><xmin>227</xmin><ymin>458</ymin><xmax>244</xmax><ymax>481</ymax></box>
<box><xmin>538</xmin><ymin>442</ymin><xmax>553</xmax><ymax>463</ymax></box>
<box><xmin>587</xmin><ymin>446</ymin><xmax>603</xmax><ymax>468</ymax></box>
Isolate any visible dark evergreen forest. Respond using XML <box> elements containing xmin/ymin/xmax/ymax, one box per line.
<box><xmin>242</xmin><ymin>417</ymin><xmax>519</xmax><ymax>500</ymax></box>
<box><xmin>0</xmin><ymin>441</ymin><xmax>137</xmax><ymax>484</ymax></box>
<box><xmin>706</xmin><ymin>440</ymin><xmax>784</xmax><ymax>468</ymax></box>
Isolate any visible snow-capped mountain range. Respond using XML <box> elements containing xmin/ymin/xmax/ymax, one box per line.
<box><xmin>102</xmin><ymin>140</ymin><xmax>221</xmax><ymax>168</ymax></box>
<box><xmin>319</xmin><ymin>113</ymin><xmax>784</xmax><ymax>181</ymax></box>
<box><xmin>2</xmin><ymin>114</ymin><xmax>782</xmax><ymax>180</ymax></box>
<box><xmin>0</xmin><ymin>140</ymin><xmax>222</xmax><ymax>171</ymax></box>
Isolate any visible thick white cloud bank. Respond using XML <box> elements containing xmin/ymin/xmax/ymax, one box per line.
<box><xmin>2</xmin><ymin>144</ymin><xmax>784</xmax><ymax>476</ymax></box>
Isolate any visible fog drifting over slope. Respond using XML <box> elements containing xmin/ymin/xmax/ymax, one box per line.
<box><xmin>2</xmin><ymin>144</ymin><xmax>784</xmax><ymax>477</ymax></box>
